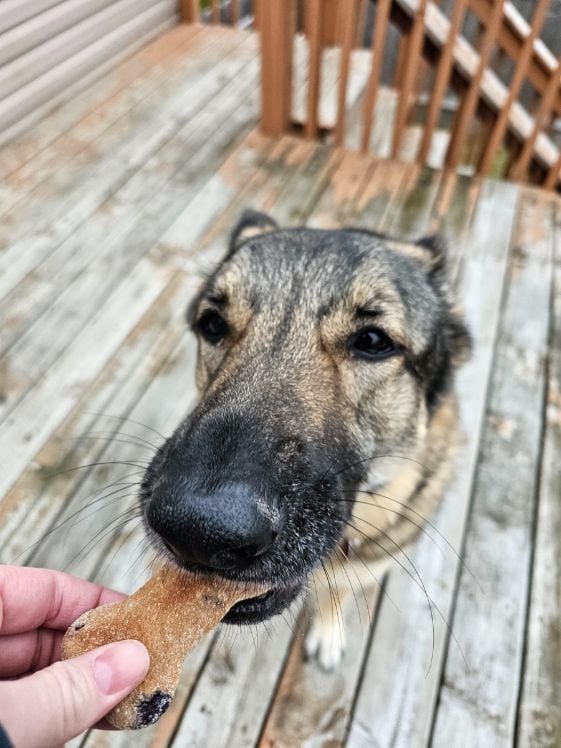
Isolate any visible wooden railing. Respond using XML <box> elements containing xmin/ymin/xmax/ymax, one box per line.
<box><xmin>258</xmin><ymin>0</ymin><xmax>561</xmax><ymax>191</ymax></box>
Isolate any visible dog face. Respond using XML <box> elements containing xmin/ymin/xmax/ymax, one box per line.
<box><xmin>140</xmin><ymin>211</ymin><xmax>470</xmax><ymax>624</ymax></box>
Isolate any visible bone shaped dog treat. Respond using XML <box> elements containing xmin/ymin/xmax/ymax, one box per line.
<box><xmin>62</xmin><ymin>565</ymin><xmax>261</xmax><ymax>729</ymax></box>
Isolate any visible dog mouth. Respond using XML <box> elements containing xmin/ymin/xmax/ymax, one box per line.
<box><xmin>224</xmin><ymin>581</ymin><xmax>303</xmax><ymax>624</ymax></box>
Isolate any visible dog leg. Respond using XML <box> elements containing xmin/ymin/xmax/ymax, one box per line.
<box><xmin>304</xmin><ymin>583</ymin><xmax>351</xmax><ymax>671</ymax></box>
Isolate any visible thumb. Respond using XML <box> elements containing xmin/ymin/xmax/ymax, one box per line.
<box><xmin>0</xmin><ymin>640</ymin><xmax>149</xmax><ymax>748</ymax></box>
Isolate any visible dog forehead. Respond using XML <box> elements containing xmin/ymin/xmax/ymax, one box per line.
<box><xmin>217</xmin><ymin>228</ymin><xmax>434</xmax><ymax>317</ymax></box>
<box><xmin>221</xmin><ymin>229</ymin><xmax>408</xmax><ymax>301</ymax></box>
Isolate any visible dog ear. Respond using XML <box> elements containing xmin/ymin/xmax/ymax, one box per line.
<box><xmin>228</xmin><ymin>209</ymin><xmax>278</xmax><ymax>257</ymax></box>
<box><xmin>417</xmin><ymin>234</ymin><xmax>447</xmax><ymax>275</ymax></box>
<box><xmin>418</xmin><ymin>234</ymin><xmax>472</xmax><ymax>369</ymax></box>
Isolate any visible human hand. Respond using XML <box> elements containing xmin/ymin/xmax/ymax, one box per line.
<box><xmin>0</xmin><ymin>565</ymin><xmax>150</xmax><ymax>748</ymax></box>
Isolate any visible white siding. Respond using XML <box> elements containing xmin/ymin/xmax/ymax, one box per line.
<box><xmin>0</xmin><ymin>0</ymin><xmax>178</xmax><ymax>142</ymax></box>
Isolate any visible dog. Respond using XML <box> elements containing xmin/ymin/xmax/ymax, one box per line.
<box><xmin>140</xmin><ymin>209</ymin><xmax>471</xmax><ymax>669</ymax></box>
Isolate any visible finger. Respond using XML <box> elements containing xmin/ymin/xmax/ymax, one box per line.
<box><xmin>0</xmin><ymin>565</ymin><xmax>124</xmax><ymax>634</ymax></box>
<box><xmin>0</xmin><ymin>640</ymin><xmax>150</xmax><ymax>748</ymax></box>
<box><xmin>0</xmin><ymin>628</ymin><xmax>63</xmax><ymax>677</ymax></box>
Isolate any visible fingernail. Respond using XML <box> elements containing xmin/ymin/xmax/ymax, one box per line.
<box><xmin>93</xmin><ymin>640</ymin><xmax>150</xmax><ymax>695</ymax></box>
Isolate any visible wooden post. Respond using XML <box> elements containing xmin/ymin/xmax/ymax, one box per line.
<box><xmin>391</xmin><ymin>0</ymin><xmax>428</xmax><ymax>159</ymax></box>
<box><xmin>417</xmin><ymin>0</ymin><xmax>468</xmax><ymax>164</ymax></box>
<box><xmin>361</xmin><ymin>0</ymin><xmax>392</xmax><ymax>152</ymax></box>
<box><xmin>544</xmin><ymin>150</ymin><xmax>561</xmax><ymax>190</ymax></box>
<box><xmin>306</xmin><ymin>0</ymin><xmax>324</xmax><ymax>138</ymax></box>
<box><xmin>334</xmin><ymin>0</ymin><xmax>360</xmax><ymax>146</ymax></box>
<box><xmin>180</xmin><ymin>0</ymin><xmax>199</xmax><ymax>23</ymax></box>
<box><xmin>260</xmin><ymin>0</ymin><xmax>294</xmax><ymax>135</ymax></box>
<box><xmin>231</xmin><ymin>0</ymin><xmax>241</xmax><ymax>26</ymax></box>
<box><xmin>211</xmin><ymin>0</ymin><xmax>221</xmax><ymax>24</ymax></box>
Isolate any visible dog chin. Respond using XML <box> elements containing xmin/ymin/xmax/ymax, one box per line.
<box><xmin>223</xmin><ymin>581</ymin><xmax>303</xmax><ymax>624</ymax></box>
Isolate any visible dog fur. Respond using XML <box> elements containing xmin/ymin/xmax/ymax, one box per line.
<box><xmin>140</xmin><ymin>210</ymin><xmax>471</xmax><ymax>669</ymax></box>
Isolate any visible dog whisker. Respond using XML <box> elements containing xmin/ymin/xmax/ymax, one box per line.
<box><xmin>82</xmin><ymin>410</ymin><xmax>166</xmax><ymax>441</ymax></box>
<box><xmin>68</xmin><ymin>434</ymin><xmax>157</xmax><ymax>453</ymax></box>
<box><xmin>345</xmin><ymin>517</ymin><xmax>468</xmax><ymax>674</ymax></box>
<box><xmin>43</xmin><ymin>460</ymin><xmax>151</xmax><ymax>481</ymax></box>
<box><xmin>325</xmin><ymin>451</ymin><xmax>429</xmax><ymax>483</ymax></box>
<box><xmin>334</xmin><ymin>546</ymin><xmax>367</xmax><ymax>634</ymax></box>
<box><xmin>62</xmin><ymin>509</ymin><xmax>143</xmax><ymax>573</ymax></box>
<box><xmin>342</xmin><ymin>490</ymin><xmax>482</xmax><ymax>593</ymax></box>
<box><xmin>83</xmin><ymin>429</ymin><xmax>161</xmax><ymax>450</ymax></box>
<box><xmin>320</xmin><ymin>559</ymin><xmax>344</xmax><ymax>652</ymax></box>
<box><xmin>13</xmin><ymin>479</ymin><xmax>143</xmax><ymax>563</ymax></box>
<box><xmin>345</xmin><ymin>516</ymin><xmax>436</xmax><ymax>673</ymax></box>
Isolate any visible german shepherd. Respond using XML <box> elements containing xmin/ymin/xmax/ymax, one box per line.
<box><xmin>140</xmin><ymin>210</ymin><xmax>471</xmax><ymax>669</ymax></box>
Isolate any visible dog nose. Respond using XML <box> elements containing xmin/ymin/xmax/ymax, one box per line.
<box><xmin>147</xmin><ymin>482</ymin><xmax>280</xmax><ymax>571</ymax></box>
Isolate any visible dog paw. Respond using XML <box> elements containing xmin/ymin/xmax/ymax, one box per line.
<box><xmin>304</xmin><ymin>618</ymin><xmax>346</xmax><ymax>671</ymax></box>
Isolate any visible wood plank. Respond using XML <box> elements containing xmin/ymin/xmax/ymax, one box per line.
<box><xmin>432</xmin><ymin>189</ymin><xmax>554</xmax><ymax>746</ymax></box>
<box><xmin>0</xmin><ymin>24</ymin><xmax>193</xmax><ymax>179</ymax></box>
<box><xmin>517</xmin><ymin>196</ymin><xmax>561</xmax><ymax>747</ymax></box>
<box><xmin>306</xmin><ymin>149</ymin><xmax>379</xmax><ymax>229</ymax></box>
<box><xmin>293</xmin><ymin>38</ymin><xmax>372</xmax><ymax>134</ymax></box>
<box><xmin>0</xmin><ymin>0</ymin><xmax>162</xmax><ymax>99</ymax></box>
<box><xmin>0</xmin><ymin>24</ymin><xmax>204</xmax><ymax>218</ymax></box>
<box><xmin>0</xmin><ymin>30</ymin><xmax>257</xmax><ymax>303</ymax></box>
<box><xmin>0</xmin><ymin>0</ymin><xmax>62</xmax><ymax>33</ymax></box>
<box><xmin>346</xmin><ymin>178</ymin><xmax>519</xmax><ymax>748</ymax></box>
<box><xmin>0</xmin><ymin>0</ymin><xmax>117</xmax><ymax>67</ymax></box>
<box><xmin>0</xmin><ymin>24</ymin><xmax>233</xmax><ymax>229</ymax></box>
<box><xmin>0</xmin><ymin>0</ymin><xmax>178</xmax><ymax>139</ymax></box>
<box><xmin>0</xmin><ymin>64</ymin><xmax>255</xmax><ymax>442</ymax></box>
<box><xmin>0</xmin><ymin>254</ymin><xmax>174</xmax><ymax>503</ymax></box>
<box><xmin>0</xmin><ymin>14</ymin><xmax>179</xmax><ymax>151</ymax></box>
<box><xmin>385</xmin><ymin>163</ymin><xmax>442</xmax><ymax>238</ymax></box>
<box><xmin>0</xmin><ymin>59</ymin><xmax>259</xmax><ymax>407</ymax></box>
<box><xmin>0</xmin><ymin>278</ymin><xmax>190</xmax><ymax>563</ymax></box>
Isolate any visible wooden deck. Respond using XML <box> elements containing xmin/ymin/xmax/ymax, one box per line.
<box><xmin>1</xmin><ymin>23</ymin><xmax>560</xmax><ymax>748</ymax></box>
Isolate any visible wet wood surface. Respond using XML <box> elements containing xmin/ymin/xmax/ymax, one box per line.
<box><xmin>0</xmin><ymin>22</ymin><xmax>559</xmax><ymax>748</ymax></box>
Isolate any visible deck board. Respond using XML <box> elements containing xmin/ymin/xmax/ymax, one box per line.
<box><xmin>0</xmin><ymin>22</ymin><xmax>559</xmax><ymax>748</ymax></box>
<box><xmin>432</xmin><ymin>191</ymin><xmax>555</xmax><ymax>747</ymax></box>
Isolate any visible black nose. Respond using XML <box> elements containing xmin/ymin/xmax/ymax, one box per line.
<box><xmin>147</xmin><ymin>482</ymin><xmax>280</xmax><ymax>571</ymax></box>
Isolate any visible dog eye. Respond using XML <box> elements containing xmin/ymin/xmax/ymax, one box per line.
<box><xmin>349</xmin><ymin>327</ymin><xmax>396</xmax><ymax>360</ymax></box>
<box><xmin>196</xmin><ymin>310</ymin><xmax>229</xmax><ymax>344</ymax></box>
